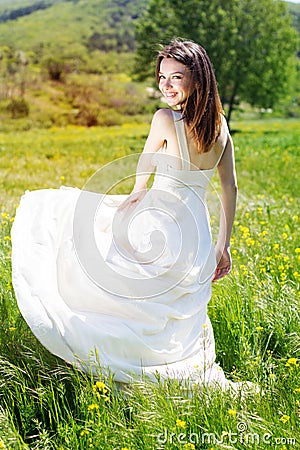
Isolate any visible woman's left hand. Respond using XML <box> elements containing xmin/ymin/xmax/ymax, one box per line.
<box><xmin>212</xmin><ymin>246</ymin><xmax>232</xmax><ymax>283</ymax></box>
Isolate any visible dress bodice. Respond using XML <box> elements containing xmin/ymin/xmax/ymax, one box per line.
<box><xmin>152</xmin><ymin>110</ymin><xmax>223</xmax><ymax>192</ymax></box>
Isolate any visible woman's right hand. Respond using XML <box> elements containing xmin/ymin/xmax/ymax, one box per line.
<box><xmin>117</xmin><ymin>188</ymin><xmax>147</xmax><ymax>212</ymax></box>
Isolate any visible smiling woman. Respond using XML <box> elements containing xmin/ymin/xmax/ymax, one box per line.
<box><xmin>10</xmin><ymin>39</ymin><xmax>246</xmax><ymax>393</ymax></box>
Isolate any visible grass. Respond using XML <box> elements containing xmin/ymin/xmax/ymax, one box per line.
<box><xmin>0</xmin><ymin>118</ymin><xmax>299</xmax><ymax>449</ymax></box>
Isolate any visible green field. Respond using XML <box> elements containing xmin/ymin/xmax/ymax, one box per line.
<box><xmin>0</xmin><ymin>118</ymin><xmax>299</xmax><ymax>449</ymax></box>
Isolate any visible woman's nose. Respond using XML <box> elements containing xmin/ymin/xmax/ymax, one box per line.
<box><xmin>164</xmin><ymin>78</ymin><xmax>172</xmax><ymax>88</ymax></box>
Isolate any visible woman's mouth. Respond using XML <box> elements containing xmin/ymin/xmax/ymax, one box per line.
<box><xmin>165</xmin><ymin>92</ymin><xmax>177</xmax><ymax>99</ymax></box>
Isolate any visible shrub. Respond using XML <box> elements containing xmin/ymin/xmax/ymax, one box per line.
<box><xmin>43</xmin><ymin>57</ymin><xmax>65</xmax><ymax>81</ymax></box>
<box><xmin>6</xmin><ymin>98</ymin><xmax>30</xmax><ymax>118</ymax></box>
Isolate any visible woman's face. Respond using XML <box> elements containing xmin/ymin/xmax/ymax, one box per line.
<box><xmin>158</xmin><ymin>58</ymin><xmax>192</xmax><ymax>108</ymax></box>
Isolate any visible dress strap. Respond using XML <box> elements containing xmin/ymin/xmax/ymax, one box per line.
<box><xmin>214</xmin><ymin>144</ymin><xmax>226</xmax><ymax>168</ymax></box>
<box><xmin>172</xmin><ymin>110</ymin><xmax>190</xmax><ymax>170</ymax></box>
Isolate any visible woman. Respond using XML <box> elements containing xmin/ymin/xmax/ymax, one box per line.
<box><xmin>12</xmin><ymin>39</ymin><xmax>237</xmax><ymax>389</ymax></box>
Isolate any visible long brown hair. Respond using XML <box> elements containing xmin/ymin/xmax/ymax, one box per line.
<box><xmin>156</xmin><ymin>39</ymin><xmax>223</xmax><ymax>153</ymax></box>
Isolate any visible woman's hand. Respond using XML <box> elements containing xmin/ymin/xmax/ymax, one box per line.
<box><xmin>117</xmin><ymin>188</ymin><xmax>147</xmax><ymax>212</ymax></box>
<box><xmin>212</xmin><ymin>245</ymin><xmax>232</xmax><ymax>283</ymax></box>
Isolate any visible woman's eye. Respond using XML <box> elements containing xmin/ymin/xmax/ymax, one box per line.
<box><xmin>158</xmin><ymin>75</ymin><xmax>165</xmax><ymax>80</ymax></box>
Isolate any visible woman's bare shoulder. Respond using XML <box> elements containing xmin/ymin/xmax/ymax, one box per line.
<box><xmin>152</xmin><ymin>108</ymin><xmax>174</xmax><ymax>123</ymax></box>
<box><xmin>150</xmin><ymin>108</ymin><xmax>175</xmax><ymax>138</ymax></box>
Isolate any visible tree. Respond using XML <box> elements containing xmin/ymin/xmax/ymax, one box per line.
<box><xmin>135</xmin><ymin>0</ymin><xmax>299</xmax><ymax>123</ymax></box>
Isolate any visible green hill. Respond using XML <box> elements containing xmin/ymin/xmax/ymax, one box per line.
<box><xmin>0</xmin><ymin>0</ymin><xmax>157</xmax><ymax>129</ymax></box>
<box><xmin>0</xmin><ymin>0</ymin><xmax>148</xmax><ymax>58</ymax></box>
<box><xmin>0</xmin><ymin>0</ymin><xmax>299</xmax><ymax>65</ymax></box>
<box><xmin>0</xmin><ymin>0</ymin><xmax>298</xmax><ymax>129</ymax></box>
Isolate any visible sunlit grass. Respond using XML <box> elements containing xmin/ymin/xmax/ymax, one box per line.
<box><xmin>0</xmin><ymin>118</ymin><xmax>299</xmax><ymax>449</ymax></box>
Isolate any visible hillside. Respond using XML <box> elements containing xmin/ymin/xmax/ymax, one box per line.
<box><xmin>0</xmin><ymin>0</ymin><xmax>299</xmax><ymax>62</ymax></box>
<box><xmin>0</xmin><ymin>0</ymin><xmax>156</xmax><ymax>129</ymax></box>
<box><xmin>0</xmin><ymin>0</ymin><xmax>299</xmax><ymax>129</ymax></box>
<box><xmin>0</xmin><ymin>0</ymin><xmax>149</xmax><ymax>57</ymax></box>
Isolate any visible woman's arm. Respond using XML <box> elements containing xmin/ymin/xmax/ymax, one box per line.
<box><xmin>132</xmin><ymin>109</ymin><xmax>168</xmax><ymax>191</ymax></box>
<box><xmin>118</xmin><ymin>109</ymin><xmax>168</xmax><ymax>209</ymax></box>
<box><xmin>213</xmin><ymin>133</ymin><xmax>238</xmax><ymax>282</ymax></box>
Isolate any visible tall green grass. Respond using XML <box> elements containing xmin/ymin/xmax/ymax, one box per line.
<box><xmin>0</xmin><ymin>118</ymin><xmax>299</xmax><ymax>449</ymax></box>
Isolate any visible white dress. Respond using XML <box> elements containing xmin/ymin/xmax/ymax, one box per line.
<box><xmin>11</xmin><ymin>111</ymin><xmax>231</xmax><ymax>388</ymax></box>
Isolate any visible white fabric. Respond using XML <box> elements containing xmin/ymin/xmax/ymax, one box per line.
<box><xmin>11</xmin><ymin>112</ymin><xmax>233</xmax><ymax>389</ymax></box>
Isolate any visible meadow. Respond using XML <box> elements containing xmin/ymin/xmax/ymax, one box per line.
<box><xmin>0</xmin><ymin>118</ymin><xmax>299</xmax><ymax>449</ymax></box>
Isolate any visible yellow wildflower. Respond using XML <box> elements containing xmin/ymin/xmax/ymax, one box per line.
<box><xmin>279</xmin><ymin>415</ymin><xmax>290</xmax><ymax>424</ymax></box>
<box><xmin>0</xmin><ymin>442</ymin><xmax>5</xmax><ymax>449</ymax></box>
<box><xmin>294</xmin><ymin>388</ymin><xmax>300</xmax><ymax>393</ymax></box>
<box><xmin>295</xmin><ymin>248</ymin><xmax>300</xmax><ymax>254</ymax></box>
<box><xmin>88</xmin><ymin>404</ymin><xmax>99</xmax><ymax>411</ymax></box>
<box><xmin>227</xmin><ymin>409</ymin><xmax>237</xmax><ymax>417</ymax></box>
<box><xmin>259</xmin><ymin>230</ymin><xmax>268</xmax><ymax>237</ymax></box>
<box><xmin>286</xmin><ymin>358</ymin><xmax>298</xmax><ymax>367</ymax></box>
<box><xmin>93</xmin><ymin>381</ymin><xmax>108</xmax><ymax>394</ymax></box>
<box><xmin>121</xmin><ymin>448</ymin><xmax>130</xmax><ymax>450</ymax></box>
<box><xmin>80</xmin><ymin>430</ymin><xmax>90</xmax><ymax>436</ymax></box>
<box><xmin>240</xmin><ymin>265</ymin><xmax>248</xmax><ymax>275</ymax></box>
<box><xmin>176</xmin><ymin>418</ymin><xmax>186</xmax><ymax>428</ymax></box>
<box><xmin>239</xmin><ymin>226</ymin><xmax>250</xmax><ymax>238</ymax></box>
<box><xmin>256</xmin><ymin>326</ymin><xmax>263</xmax><ymax>332</ymax></box>
<box><xmin>184</xmin><ymin>444</ymin><xmax>195</xmax><ymax>450</ymax></box>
